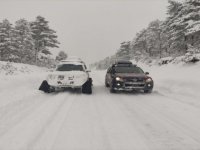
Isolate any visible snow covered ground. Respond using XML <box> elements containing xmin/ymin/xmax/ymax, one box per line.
<box><xmin>0</xmin><ymin>61</ymin><xmax>200</xmax><ymax>150</ymax></box>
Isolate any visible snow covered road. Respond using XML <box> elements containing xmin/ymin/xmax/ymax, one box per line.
<box><xmin>0</xmin><ymin>67</ymin><xmax>200</xmax><ymax>150</ymax></box>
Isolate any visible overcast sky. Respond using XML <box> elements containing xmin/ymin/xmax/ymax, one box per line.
<box><xmin>0</xmin><ymin>0</ymin><xmax>183</xmax><ymax>64</ymax></box>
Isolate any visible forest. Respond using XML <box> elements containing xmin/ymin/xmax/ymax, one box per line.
<box><xmin>91</xmin><ymin>0</ymin><xmax>200</xmax><ymax>69</ymax></box>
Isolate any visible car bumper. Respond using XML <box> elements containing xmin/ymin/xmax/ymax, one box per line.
<box><xmin>113</xmin><ymin>81</ymin><xmax>153</xmax><ymax>91</ymax></box>
<box><xmin>47</xmin><ymin>79</ymin><xmax>86</xmax><ymax>88</ymax></box>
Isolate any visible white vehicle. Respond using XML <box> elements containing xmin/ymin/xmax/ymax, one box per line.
<box><xmin>39</xmin><ymin>57</ymin><xmax>92</xmax><ymax>94</ymax></box>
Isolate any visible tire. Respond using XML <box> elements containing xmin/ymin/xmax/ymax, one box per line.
<box><xmin>144</xmin><ymin>89</ymin><xmax>152</xmax><ymax>93</ymax></box>
<box><xmin>105</xmin><ymin>81</ymin><xmax>109</xmax><ymax>87</ymax></box>
<box><xmin>82</xmin><ymin>80</ymin><xmax>92</xmax><ymax>94</ymax></box>
<box><xmin>88</xmin><ymin>78</ymin><xmax>93</xmax><ymax>86</ymax></box>
<box><xmin>110</xmin><ymin>83</ymin><xmax>116</xmax><ymax>93</ymax></box>
<box><xmin>39</xmin><ymin>80</ymin><xmax>50</xmax><ymax>93</ymax></box>
<box><xmin>110</xmin><ymin>88</ymin><xmax>116</xmax><ymax>93</ymax></box>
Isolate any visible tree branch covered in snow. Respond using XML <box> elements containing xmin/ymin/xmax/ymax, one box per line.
<box><xmin>0</xmin><ymin>16</ymin><xmax>61</xmax><ymax>67</ymax></box>
<box><xmin>91</xmin><ymin>0</ymin><xmax>200</xmax><ymax>69</ymax></box>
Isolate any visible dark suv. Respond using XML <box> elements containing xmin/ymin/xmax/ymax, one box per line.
<box><xmin>105</xmin><ymin>60</ymin><xmax>153</xmax><ymax>93</ymax></box>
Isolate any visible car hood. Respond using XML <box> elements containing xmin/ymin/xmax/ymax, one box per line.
<box><xmin>48</xmin><ymin>71</ymin><xmax>86</xmax><ymax>76</ymax></box>
<box><xmin>115</xmin><ymin>73</ymin><xmax>146</xmax><ymax>78</ymax></box>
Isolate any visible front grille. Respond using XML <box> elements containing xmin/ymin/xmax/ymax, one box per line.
<box><xmin>124</xmin><ymin>77</ymin><xmax>144</xmax><ymax>82</ymax></box>
<box><xmin>125</xmin><ymin>83</ymin><xmax>145</xmax><ymax>87</ymax></box>
<box><xmin>123</xmin><ymin>77</ymin><xmax>145</xmax><ymax>89</ymax></box>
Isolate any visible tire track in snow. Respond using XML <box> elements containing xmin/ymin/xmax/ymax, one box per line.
<box><xmin>0</xmin><ymin>92</ymin><xmax>58</xmax><ymax>137</ymax></box>
<box><xmin>88</xmin><ymin>95</ymin><xmax>112</xmax><ymax>150</ymax></box>
<box><xmin>107</xmin><ymin>94</ymin><xmax>163</xmax><ymax>150</ymax></box>
<box><xmin>136</xmin><ymin>95</ymin><xmax>200</xmax><ymax>143</ymax></box>
<box><xmin>92</xmin><ymin>75</ymin><xmax>150</xmax><ymax>150</ymax></box>
<box><xmin>0</xmin><ymin>74</ymin><xmax>46</xmax><ymax>107</ymax></box>
<box><xmin>28</xmin><ymin>93</ymin><xmax>78</xmax><ymax>150</ymax></box>
<box><xmin>116</xmin><ymin>94</ymin><xmax>200</xmax><ymax>150</ymax></box>
<box><xmin>94</xmin><ymin>71</ymin><xmax>200</xmax><ymax>150</ymax></box>
<box><xmin>49</xmin><ymin>92</ymin><xmax>113</xmax><ymax>150</ymax></box>
<box><xmin>0</xmin><ymin>92</ymin><xmax>73</xmax><ymax>150</ymax></box>
<box><xmin>157</xmin><ymin>87</ymin><xmax>200</xmax><ymax>109</ymax></box>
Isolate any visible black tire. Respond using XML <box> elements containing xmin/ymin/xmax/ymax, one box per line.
<box><xmin>144</xmin><ymin>89</ymin><xmax>152</xmax><ymax>93</ymax></box>
<box><xmin>110</xmin><ymin>88</ymin><xmax>116</xmax><ymax>93</ymax></box>
<box><xmin>110</xmin><ymin>83</ymin><xmax>116</xmax><ymax>93</ymax></box>
<box><xmin>82</xmin><ymin>80</ymin><xmax>92</xmax><ymax>94</ymax></box>
<box><xmin>39</xmin><ymin>80</ymin><xmax>50</xmax><ymax>93</ymax></box>
<box><xmin>105</xmin><ymin>81</ymin><xmax>109</xmax><ymax>87</ymax></box>
<box><xmin>88</xmin><ymin>78</ymin><xmax>93</xmax><ymax>86</ymax></box>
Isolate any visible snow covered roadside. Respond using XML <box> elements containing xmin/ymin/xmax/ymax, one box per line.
<box><xmin>0</xmin><ymin>61</ymin><xmax>47</xmax><ymax>75</ymax></box>
<box><xmin>2</xmin><ymin>60</ymin><xmax>198</xmax><ymax>111</ymax></box>
<box><xmin>0</xmin><ymin>61</ymin><xmax>48</xmax><ymax>107</ymax></box>
<box><xmin>0</xmin><ymin>61</ymin><xmax>200</xmax><ymax>150</ymax></box>
<box><xmin>151</xmin><ymin>63</ymin><xmax>200</xmax><ymax>96</ymax></box>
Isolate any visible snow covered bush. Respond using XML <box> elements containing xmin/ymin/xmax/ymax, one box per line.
<box><xmin>158</xmin><ymin>57</ymin><xmax>174</xmax><ymax>65</ymax></box>
<box><xmin>0</xmin><ymin>62</ymin><xmax>17</xmax><ymax>75</ymax></box>
<box><xmin>183</xmin><ymin>45</ymin><xmax>200</xmax><ymax>63</ymax></box>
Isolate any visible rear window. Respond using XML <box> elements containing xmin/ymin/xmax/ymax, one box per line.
<box><xmin>56</xmin><ymin>64</ymin><xmax>84</xmax><ymax>71</ymax></box>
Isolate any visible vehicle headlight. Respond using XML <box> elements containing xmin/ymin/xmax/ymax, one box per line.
<box><xmin>146</xmin><ymin>78</ymin><xmax>152</xmax><ymax>83</ymax></box>
<box><xmin>116</xmin><ymin>77</ymin><xmax>123</xmax><ymax>81</ymax></box>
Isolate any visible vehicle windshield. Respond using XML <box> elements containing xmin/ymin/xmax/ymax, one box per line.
<box><xmin>114</xmin><ymin>66</ymin><xmax>144</xmax><ymax>74</ymax></box>
<box><xmin>56</xmin><ymin>64</ymin><xmax>84</xmax><ymax>71</ymax></box>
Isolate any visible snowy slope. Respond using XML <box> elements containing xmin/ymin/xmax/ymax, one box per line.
<box><xmin>0</xmin><ymin>61</ymin><xmax>47</xmax><ymax>107</ymax></box>
<box><xmin>0</xmin><ymin>61</ymin><xmax>200</xmax><ymax>150</ymax></box>
<box><xmin>0</xmin><ymin>61</ymin><xmax>46</xmax><ymax>75</ymax></box>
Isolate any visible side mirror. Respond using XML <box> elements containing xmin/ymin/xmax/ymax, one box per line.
<box><xmin>145</xmin><ymin>72</ymin><xmax>149</xmax><ymax>75</ymax></box>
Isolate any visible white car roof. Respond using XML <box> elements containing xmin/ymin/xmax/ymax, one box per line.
<box><xmin>58</xmin><ymin>61</ymin><xmax>84</xmax><ymax>65</ymax></box>
<box><xmin>61</xmin><ymin>56</ymin><xmax>82</xmax><ymax>62</ymax></box>
<box><xmin>60</xmin><ymin>58</ymin><xmax>84</xmax><ymax>63</ymax></box>
<box><xmin>58</xmin><ymin>57</ymin><xmax>87</xmax><ymax>67</ymax></box>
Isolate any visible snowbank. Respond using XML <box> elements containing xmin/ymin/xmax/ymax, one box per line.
<box><xmin>0</xmin><ymin>61</ymin><xmax>46</xmax><ymax>75</ymax></box>
<box><xmin>0</xmin><ymin>61</ymin><xmax>48</xmax><ymax>107</ymax></box>
<box><xmin>132</xmin><ymin>60</ymin><xmax>200</xmax><ymax>102</ymax></box>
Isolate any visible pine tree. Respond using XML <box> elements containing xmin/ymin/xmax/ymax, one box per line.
<box><xmin>131</xmin><ymin>20</ymin><xmax>165</xmax><ymax>59</ymax></box>
<box><xmin>167</xmin><ymin>0</ymin><xmax>182</xmax><ymax>16</ymax></box>
<box><xmin>56</xmin><ymin>51</ymin><xmax>68</xmax><ymax>61</ymax></box>
<box><xmin>30</xmin><ymin>16</ymin><xmax>60</xmax><ymax>64</ymax></box>
<box><xmin>0</xmin><ymin>19</ymin><xmax>16</xmax><ymax>61</ymax></box>
<box><xmin>163</xmin><ymin>0</ymin><xmax>200</xmax><ymax>56</ymax></box>
<box><xmin>183</xmin><ymin>0</ymin><xmax>200</xmax><ymax>35</ymax></box>
<box><xmin>131</xmin><ymin>29</ymin><xmax>148</xmax><ymax>59</ymax></box>
<box><xmin>14</xmin><ymin>19</ymin><xmax>35</xmax><ymax>64</ymax></box>
<box><xmin>146</xmin><ymin>20</ymin><xmax>164</xmax><ymax>58</ymax></box>
<box><xmin>116</xmin><ymin>41</ymin><xmax>131</xmax><ymax>60</ymax></box>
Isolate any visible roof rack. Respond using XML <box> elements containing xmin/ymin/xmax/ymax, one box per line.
<box><xmin>112</xmin><ymin>60</ymin><xmax>137</xmax><ymax>67</ymax></box>
<box><xmin>115</xmin><ymin>60</ymin><xmax>132</xmax><ymax>65</ymax></box>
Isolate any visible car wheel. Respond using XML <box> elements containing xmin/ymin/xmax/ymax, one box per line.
<box><xmin>110</xmin><ymin>88</ymin><xmax>116</xmax><ymax>93</ymax></box>
<box><xmin>144</xmin><ymin>89</ymin><xmax>152</xmax><ymax>93</ymax></box>
<box><xmin>82</xmin><ymin>80</ymin><xmax>92</xmax><ymax>94</ymax></box>
<box><xmin>39</xmin><ymin>80</ymin><xmax>51</xmax><ymax>93</ymax></box>
<box><xmin>88</xmin><ymin>78</ymin><xmax>93</xmax><ymax>86</ymax></box>
<box><xmin>105</xmin><ymin>81</ymin><xmax>109</xmax><ymax>87</ymax></box>
<box><xmin>110</xmin><ymin>83</ymin><xmax>116</xmax><ymax>93</ymax></box>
